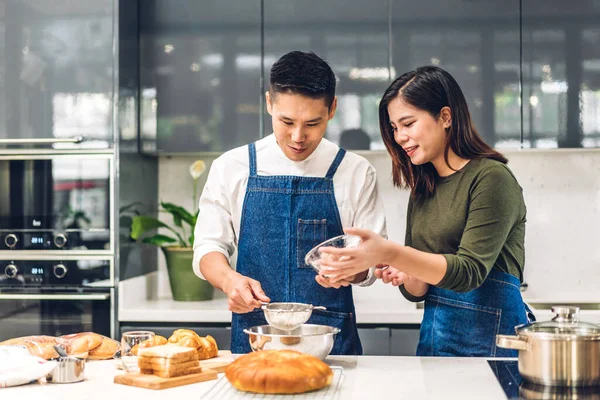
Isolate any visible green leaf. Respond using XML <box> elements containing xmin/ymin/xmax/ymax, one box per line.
<box><xmin>142</xmin><ymin>234</ymin><xmax>178</xmax><ymax>246</ymax></box>
<box><xmin>130</xmin><ymin>216</ymin><xmax>171</xmax><ymax>240</ymax></box>
<box><xmin>161</xmin><ymin>202</ymin><xmax>195</xmax><ymax>227</ymax></box>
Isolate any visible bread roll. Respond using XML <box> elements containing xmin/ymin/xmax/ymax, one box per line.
<box><xmin>58</xmin><ymin>332</ymin><xmax>103</xmax><ymax>355</ymax></box>
<box><xmin>225</xmin><ymin>350</ymin><xmax>333</xmax><ymax>394</ymax></box>
<box><xmin>167</xmin><ymin>329</ymin><xmax>218</xmax><ymax>360</ymax></box>
<box><xmin>88</xmin><ymin>336</ymin><xmax>120</xmax><ymax>360</ymax></box>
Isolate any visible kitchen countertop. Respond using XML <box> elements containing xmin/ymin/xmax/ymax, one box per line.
<box><xmin>118</xmin><ymin>272</ymin><xmax>600</xmax><ymax>325</ymax></box>
<box><xmin>2</xmin><ymin>355</ymin><xmax>512</xmax><ymax>399</ymax></box>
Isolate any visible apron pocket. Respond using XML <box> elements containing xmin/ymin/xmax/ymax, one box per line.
<box><xmin>429</xmin><ymin>296</ymin><xmax>501</xmax><ymax>357</ymax></box>
<box><xmin>297</xmin><ymin>218</ymin><xmax>328</xmax><ymax>269</ymax></box>
<box><xmin>307</xmin><ymin>309</ymin><xmax>359</xmax><ymax>355</ymax></box>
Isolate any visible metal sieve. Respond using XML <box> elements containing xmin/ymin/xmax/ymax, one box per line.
<box><xmin>260</xmin><ymin>302</ymin><xmax>326</xmax><ymax>331</ymax></box>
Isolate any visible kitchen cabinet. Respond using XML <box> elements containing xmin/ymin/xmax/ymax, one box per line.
<box><xmin>521</xmin><ymin>0</ymin><xmax>600</xmax><ymax>148</ymax></box>
<box><xmin>0</xmin><ymin>0</ymin><xmax>115</xmax><ymax>149</ymax></box>
<box><xmin>391</xmin><ymin>0</ymin><xmax>521</xmax><ymax>150</ymax></box>
<box><xmin>263</xmin><ymin>0</ymin><xmax>390</xmax><ymax>150</ymax></box>
<box><xmin>357</xmin><ymin>328</ymin><xmax>390</xmax><ymax>355</ymax></box>
<box><xmin>390</xmin><ymin>327</ymin><xmax>420</xmax><ymax>356</ymax></box>
<box><xmin>119</xmin><ymin>325</ymin><xmax>232</xmax><ymax>350</ymax></box>
<box><xmin>139</xmin><ymin>0</ymin><xmax>262</xmax><ymax>154</ymax></box>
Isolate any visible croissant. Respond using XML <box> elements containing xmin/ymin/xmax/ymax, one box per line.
<box><xmin>131</xmin><ymin>335</ymin><xmax>167</xmax><ymax>356</ymax></box>
<box><xmin>167</xmin><ymin>329</ymin><xmax>218</xmax><ymax>360</ymax></box>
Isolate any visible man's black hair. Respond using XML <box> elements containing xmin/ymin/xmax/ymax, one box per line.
<box><xmin>269</xmin><ymin>51</ymin><xmax>336</xmax><ymax>109</ymax></box>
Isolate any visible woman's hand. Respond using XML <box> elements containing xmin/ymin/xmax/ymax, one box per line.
<box><xmin>375</xmin><ymin>265</ymin><xmax>409</xmax><ymax>286</ymax></box>
<box><xmin>319</xmin><ymin>227</ymin><xmax>390</xmax><ymax>282</ymax></box>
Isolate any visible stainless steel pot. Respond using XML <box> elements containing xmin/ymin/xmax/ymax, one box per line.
<box><xmin>496</xmin><ymin>306</ymin><xmax>600</xmax><ymax>387</ymax></box>
<box><xmin>46</xmin><ymin>356</ymin><xmax>85</xmax><ymax>384</ymax></box>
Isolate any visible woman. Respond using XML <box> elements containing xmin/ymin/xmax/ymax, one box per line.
<box><xmin>320</xmin><ymin>66</ymin><xmax>532</xmax><ymax>357</ymax></box>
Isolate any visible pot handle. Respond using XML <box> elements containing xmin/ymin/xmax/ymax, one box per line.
<box><xmin>496</xmin><ymin>335</ymin><xmax>529</xmax><ymax>351</ymax></box>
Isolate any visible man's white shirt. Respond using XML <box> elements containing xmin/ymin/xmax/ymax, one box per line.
<box><xmin>193</xmin><ymin>134</ymin><xmax>387</xmax><ymax>286</ymax></box>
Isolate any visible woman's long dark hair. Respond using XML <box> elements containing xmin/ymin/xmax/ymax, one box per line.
<box><xmin>379</xmin><ymin>66</ymin><xmax>507</xmax><ymax>197</ymax></box>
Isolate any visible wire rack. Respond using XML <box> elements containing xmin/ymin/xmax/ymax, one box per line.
<box><xmin>203</xmin><ymin>366</ymin><xmax>344</xmax><ymax>399</ymax></box>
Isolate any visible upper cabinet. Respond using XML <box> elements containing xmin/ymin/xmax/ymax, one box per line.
<box><xmin>522</xmin><ymin>0</ymin><xmax>600</xmax><ymax>148</ymax></box>
<box><xmin>0</xmin><ymin>0</ymin><xmax>115</xmax><ymax>149</ymax></box>
<box><xmin>134</xmin><ymin>0</ymin><xmax>600</xmax><ymax>153</ymax></box>
<box><xmin>139</xmin><ymin>0</ymin><xmax>261</xmax><ymax>154</ymax></box>
<box><xmin>263</xmin><ymin>0</ymin><xmax>390</xmax><ymax>150</ymax></box>
<box><xmin>392</xmin><ymin>0</ymin><xmax>521</xmax><ymax>149</ymax></box>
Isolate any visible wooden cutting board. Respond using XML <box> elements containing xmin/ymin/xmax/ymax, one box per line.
<box><xmin>199</xmin><ymin>350</ymin><xmax>234</xmax><ymax>373</ymax></box>
<box><xmin>114</xmin><ymin>368</ymin><xmax>218</xmax><ymax>390</ymax></box>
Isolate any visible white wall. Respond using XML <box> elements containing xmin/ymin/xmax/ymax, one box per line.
<box><xmin>157</xmin><ymin>148</ymin><xmax>600</xmax><ymax>304</ymax></box>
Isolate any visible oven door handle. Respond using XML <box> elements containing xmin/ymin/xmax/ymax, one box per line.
<box><xmin>0</xmin><ymin>137</ymin><xmax>84</xmax><ymax>144</ymax></box>
<box><xmin>0</xmin><ymin>293</ymin><xmax>109</xmax><ymax>300</ymax></box>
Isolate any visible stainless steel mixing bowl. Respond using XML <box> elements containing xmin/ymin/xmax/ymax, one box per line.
<box><xmin>243</xmin><ymin>324</ymin><xmax>340</xmax><ymax>360</ymax></box>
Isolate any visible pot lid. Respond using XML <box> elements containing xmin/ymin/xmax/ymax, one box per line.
<box><xmin>517</xmin><ymin>306</ymin><xmax>600</xmax><ymax>338</ymax></box>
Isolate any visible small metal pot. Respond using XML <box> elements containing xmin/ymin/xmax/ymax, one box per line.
<box><xmin>496</xmin><ymin>306</ymin><xmax>600</xmax><ymax>387</ymax></box>
<box><xmin>46</xmin><ymin>356</ymin><xmax>85</xmax><ymax>384</ymax></box>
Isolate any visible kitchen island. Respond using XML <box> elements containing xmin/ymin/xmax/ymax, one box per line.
<box><xmin>3</xmin><ymin>355</ymin><xmax>512</xmax><ymax>399</ymax></box>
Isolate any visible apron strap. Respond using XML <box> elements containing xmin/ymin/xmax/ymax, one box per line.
<box><xmin>248</xmin><ymin>142</ymin><xmax>257</xmax><ymax>177</ymax></box>
<box><xmin>325</xmin><ymin>148</ymin><xmax>346</xmax><ymax>179</ymax></box>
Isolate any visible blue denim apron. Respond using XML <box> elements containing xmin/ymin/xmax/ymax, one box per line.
<box><xmin>417</xmin><ymin>269</ymin><xmax>532</xmax><ymax>357</ymax></box>
<box><xmin>230</xmin><ymin>142</ymin><xmax>362</xmax><ymax>355</ymax></box>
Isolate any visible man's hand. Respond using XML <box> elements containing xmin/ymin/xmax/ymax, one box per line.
<box><xmin>315</xmin><ymin>274</ymin><xmax>354</xmax><ymax>289</ymax></box>
<box><xmin>222</xmin><ymin>271</ymin><xmax>270</xmax><ymax>314</ymax></box>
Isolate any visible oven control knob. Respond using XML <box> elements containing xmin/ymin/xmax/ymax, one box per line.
<box><xmin>5</xmin><ymin>264</ymin><xmax>18</xmax><ymax>278</ymax></box>
<box><xmin>53</xmin><ymin>264</ymin><xmax>67</xmax><ymax>279</ymax></box>
<box><xmin>4</xmin><ymin>234</ymin><xmax>18</xmax><ymax>249</ymax></box>
<box><xmin>53</xmin><ymin>234</ymin><xmax>68</xmax><ymax>249</ymax></box>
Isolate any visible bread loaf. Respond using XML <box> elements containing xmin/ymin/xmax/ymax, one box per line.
<box><xmin>131</xmin><ymin>335</ymin><xmax>167</xmax><ymax>356</ymax></box>
<box><xmin>138</xmin><ymin>344</ymin><xmax>199</xmax><ymax>362</ymax></box>
<box><xmin>225</xmin><ymin>350</ymin><xmax>333</xmax><ymax>394</ymax></box>
<box><xmin>0</xmin><ymin>336</ymin><xmax>59</xmax><ymax>360</ymax></box>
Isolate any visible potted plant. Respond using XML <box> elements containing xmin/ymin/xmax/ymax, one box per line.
<box><xmin>129</xmin><ymin>160</ymin><xmax>214</xmax><ymax>301</ymax></box>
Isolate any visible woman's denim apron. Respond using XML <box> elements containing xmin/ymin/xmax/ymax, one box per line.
<box><xmin>230</xmin><ymin>142</ymin><xmax>362</xmax><ymax>355</ymax></box>
<box><xmin>417</xmin><ymin>269</ymin><xmax>534</xmax><ymax>357</ymax></box>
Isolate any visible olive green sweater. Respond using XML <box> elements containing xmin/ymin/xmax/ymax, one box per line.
<box><xmin>403</xmin><ymin>158</ymin><xmax>526</xmax><ymax>295</ymax></box>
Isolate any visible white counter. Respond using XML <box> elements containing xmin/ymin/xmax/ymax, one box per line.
<box><xmin>2</xmin><ymin>356</ymin><xmax>511</xmax><ymax>400</ymax></box>
<box><xmin>118</xmin><ymin>272</ymin><xmax>600</xmax><ymax>325</ymax></box>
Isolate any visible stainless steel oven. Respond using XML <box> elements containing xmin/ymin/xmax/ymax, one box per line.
<box><xmin>0</xmin><ymin>151</ymin><xmax>114</xmax><ymax>255</ymax></box>
<box><xmin>0</xmin><ymin>150</ymin><xmax>116</xmax><ymax>341</ymax></box>
<box><xmin>0</xmin><ymin>255</ymin><xmax>114</xmax><ymax>340</ymax></box>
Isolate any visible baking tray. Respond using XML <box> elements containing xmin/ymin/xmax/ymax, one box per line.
<box><xmin>203</xmin><ymin>366</ymin><xmax>344</xmax><ymax>399</ymax></box>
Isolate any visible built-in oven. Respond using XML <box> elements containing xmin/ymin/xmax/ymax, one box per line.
<box><xmin>0</xmin><ymin>151</ymin><xmax>114</xmax><ymax>254</ymax></box>
<box><xmin>0</xmin><ymin>255</ymin><xmax>114</xmax><ymax>341</ymax></box>
<box><xmin>0</xmin><ymin>150</ymin><xmax>116</xmax><ymax>341</ymax></box>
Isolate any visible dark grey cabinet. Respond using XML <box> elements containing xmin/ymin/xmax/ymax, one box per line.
<box><xmin>392</xmin><ymin>0</ymin><xmax>521</xmax><ymax>149</ymax></box>
<box><xmin>263</xmin><ymin>0</ymin><xmax>390</xmax><ymax>150</ymax></box>
<box><xmin>357</xmin><ymin>327</ymin><xmax>390</xmax><ymax>355</ymax></box>
<box><xmin>390</xmin><ymin>327</ymin><xmax>420</xmax><ymax>356</ymax></box>
<box><xmin>0</xmin><ymin>0</ymin><xmax>115</xmax><ymax>148</ymax></box>
<box><xmin>139</xmin><ymin>0</ymin><xmax>262</xmax><ymax>154</ymax></box>
<box><xmin>133</xmin><ymin>1</ymin><xmax>600</xmax><ymax>152</ymax></box>
<box><xmin>522</xmin><ymin>1</ymin><xmax>600</xmax><ymax>148</ymax></box>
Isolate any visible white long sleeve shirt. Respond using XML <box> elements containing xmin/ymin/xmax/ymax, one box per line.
<box><xmin>193</xmin><ymin>134</ymin><xmax>387</xmax><ymax>286</ymax></box>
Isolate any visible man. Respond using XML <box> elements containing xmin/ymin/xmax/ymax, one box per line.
<box><xmin>193</xmin><ymin>51</ymin><xmax>386</xmax><ymax>355</ymax></box>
